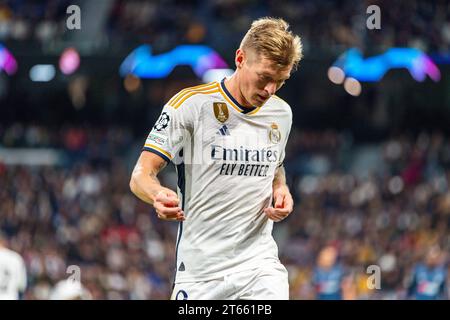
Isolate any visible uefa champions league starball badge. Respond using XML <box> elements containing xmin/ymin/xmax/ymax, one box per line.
<box><xmin>154</xmin><ymin>112</ymin><xmax>170</xmax><ymax>131</ymax></box>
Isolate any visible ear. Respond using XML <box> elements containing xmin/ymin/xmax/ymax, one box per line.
<box><xmin>235</xmin><ymin>49</ymin><xmax>244</xmax><ymax>69</ymax></box>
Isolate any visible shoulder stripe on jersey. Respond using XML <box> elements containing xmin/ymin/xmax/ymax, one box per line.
<box><xmin>144</xmin><ymin>143</ymin><xmax>172</xmax><ymax>159</ymax></box>
<box><xmin>168</xmin><ymin>82</ymin><xmax>218</xmax><ymax>107</ymax></box>
<box><xmin>170</xmin><ymin>83</ymin><xmax>219</xmax><ymax>108</ymax></box>
<box><xmin>167</xmin><ymin>82</ymin><xmax>215</xmax><ymax>106</ymax></box>
<box><xmin>173</xmin><ymin>88</ymin><xmax>220</xmax><ymax>109</ymax></box>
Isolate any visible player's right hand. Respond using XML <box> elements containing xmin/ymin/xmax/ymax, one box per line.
<box><xmin>153</xmin><ymin>189</ymin><xmax>185</xmax><ymax>221</ymax></box>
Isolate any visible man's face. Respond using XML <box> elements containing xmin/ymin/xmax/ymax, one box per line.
<box><xmin>425</xmin><ymin>248</ymin><xmax>442</xmax><ymax>267</ymax></box>
<box><xmin>318</xmin><ymin>247</ymin><xmax>337</xmax><ymax>269</ymax></box>
<box><xmin>237</xmin><ymin>49</ymin><xmax>292</xmax><ymax>107</ymax></box>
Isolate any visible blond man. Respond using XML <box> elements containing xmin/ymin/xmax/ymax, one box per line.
<box><xmin>130</xmin><ymin>17</ymin><xmax>302</xmax><ymax>300</ymax></box>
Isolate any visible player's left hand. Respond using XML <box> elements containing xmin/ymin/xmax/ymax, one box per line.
<box><xmin>264</xmin><ymin>185</ymin><xmax>294</xmax><ymax>222</ymax></box>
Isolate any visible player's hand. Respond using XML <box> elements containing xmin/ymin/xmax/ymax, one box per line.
<box><xmin>153</xmin><ymin>189</ymin><xmax>185</xmax><ymax>221</ymax></box>
<box><xmin>264</xmin><ymin>185</ymin><xmax>294</xmax><ymax>222</ymax></box>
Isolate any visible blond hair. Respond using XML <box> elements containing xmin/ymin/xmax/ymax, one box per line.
<box><xmin>240</xmin><ymin>17</ymin><xmax>303</xmax><ymax>70</ymax></box>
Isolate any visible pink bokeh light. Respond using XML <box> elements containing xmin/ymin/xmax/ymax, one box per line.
<box><xmin>59</xmin><ymin>47</ymin><xmax>80</xmax><ymax>75</ymax></box>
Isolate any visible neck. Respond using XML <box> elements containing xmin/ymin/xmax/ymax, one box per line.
<box><xmin>224</xmin><ymin>73</ymin><xmax>253</xmax><ymax>108</ymax></box>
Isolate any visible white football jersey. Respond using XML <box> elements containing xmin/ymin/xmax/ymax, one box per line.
<box><xmin>143</xmin><ymin>79</ymin><xmax>292</xmax><ymax>283</ymax></box>
<box><xmin>0</xmin><ymin>247</ymin><xmax>27</xmax><ymax>300</ymax></box>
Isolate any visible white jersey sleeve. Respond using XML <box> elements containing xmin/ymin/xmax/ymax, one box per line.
<box><xmin>142</xmin><ymin>95</ymin><xmax>196</xmax><ymax>163</ymax></box>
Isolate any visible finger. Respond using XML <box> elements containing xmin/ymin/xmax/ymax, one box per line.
<box><xmin>274</xmin><ymin>194</ymin><xmax>284</xmax><ymax>208</ymax></box>
<box><xmin>285</xmin><ymin>197</ymin><xmax>294</xmax><ymax>212</ymax></box>
<box><xmin>264</xmin><ymin>207</ymin><xmax>289</xmax><ymax>222</ymax></box>
<box><xmin>155</xmin><ymin>202</ymin><xmax>182</xmax><ymax>212</ymax></box>
<box><xmin>270</xmin><ymin>207</ymin><xmax>291</xmax><ymax>215</ymax></box>
<box><xmin>154</xmin><ymin>203</ymin><xmax>182</xmax><ymax>215</ymax></box>
<box><xmin>264</xmin><ymin>208</ymin><xmax>283</xmax><ymax>221</ymax></box>
<box><xmin>266</xmin><ymin>212</ymin><xmax>283</xmax><ymax>222</ymax></box>
<box><xmin>264</xmin><ymin>207</ymin><xmax>289</xmax><ymax>215</ymax></box>
<box><xmin>156</xmin><ymin>191</ymin><xmax>179</xmax><ymax>207</ymax></box>
<box><xmin>158</xmin><ymin>210</ymin><xmax>185</xmax><ymax>221</ymax></box>
<box><xmin>161</xmin><ymin>195</ymin><xmax>179</xmax><ymax>207</ymax></box>
<box><xmin>157</xmin><ymin>213</ymin><xmax>179</xmax><ymax>221</ymax></box>
<box><xmin>166</xmin><ymin>192</ymin><xmax>179</xmax><ymax>201</ymax></box>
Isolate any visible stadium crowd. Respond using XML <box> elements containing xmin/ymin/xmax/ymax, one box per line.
<box><xmin>0</xmin><ymin>0</ymin><xmax>449</xmax><ymax>53</ymax></box>
<box><xmin>1</xmin><ymin>126</ymin><xmax>449</xmax><ymax>299</ymax></box>
<box><xmin>0</xmin><ymin>0</ymin><xmax>449</xmax><ymax>301</ymax></box>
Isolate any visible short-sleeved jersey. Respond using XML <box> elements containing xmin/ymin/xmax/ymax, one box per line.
<box><xmin>312</xmin><ymin>265</ymin><xmax>345</xmax><ymax>300</ymax></box>
<box><xmin>143</xmin><ymin>79</ymin><xmax>292</xmax><ymax>283</ymax></box>
<box><xmin>408</xmin><ymin>264</ymin><xmax>447</xmax><ymax>300</ymax></box>
<box><xmin>0</xmin><ymin>247</ymin><xmax>27</xmax><ymax>300</ymax></box>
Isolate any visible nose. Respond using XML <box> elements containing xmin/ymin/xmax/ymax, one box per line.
<box><xmin>264</xmin><ymin>82</ymin><xmax>277</xmax><ymax>96</ymax></box>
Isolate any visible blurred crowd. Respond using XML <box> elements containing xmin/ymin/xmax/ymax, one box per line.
<box><xmin>1</xmin><ymin>154</ymin><xmax>179</xmax><ymax>299</ymax></box>
<box><xmin>0</xmin><ymin>124</ymin><xmax>134</xmax><ymax>165</ymax></box>
<box><xmin>89</xmin><ymin>0</ymin><xmax>450</xmax><ymax>53</ymax></box>
<box><xmin>283</xmin><ymin>130</ymin><xmax>450</xmax><ymax>299</ymax></box>
<box><xmin>0</xmin><ymin>0</ymin><xmax>71</xmax><ymax>43</ymax></box>
<box><xmin>1</xmin><ymin>0</ymin><xmax>449</xmax><ymax>53</ymax></box>
<box><xmin>0</xmin><ymin>0</ymin><xmax>449</xmax><ymax>301</ymax></box>
<box><xmin>1</xmin><ymin>126</ymin><xmax>449</xmax><ymax>299</ymax></box>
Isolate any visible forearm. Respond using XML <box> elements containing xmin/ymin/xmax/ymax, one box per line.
<box><xmin>273</xmin><ymin>165</ymin><xmax>288</xmax><ymax>189</ymax></box>
<box><xmin>130</xmin><ymin>162</ymin><xmax>166</xmax><ymax>205</ymax></box>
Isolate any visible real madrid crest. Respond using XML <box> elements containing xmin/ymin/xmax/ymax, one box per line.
<box><xmin>269</xmin><ymin>123</ymin><xmax>281</xmax><ymax>144</ymax></box>
<box><xmin>213</xmin><ymin>102</ymin><xmax>229</xmax><ymax>123</ymax></box>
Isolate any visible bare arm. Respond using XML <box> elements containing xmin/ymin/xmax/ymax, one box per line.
<box><xmin>130</xmin><ymin>151</ymin><xmax>167</xmax><ymax>204</ymax></box>
<box><xmin>272</xmin><ymin>165</ymin><xmax>288</xmax><ymax>189</ymax></box>
<box><xmin>264</xmin><ymin>165</ymin><xmax>294</xmax><ymax>221</ymax></box>
<box><xmin>130</xmin><ymin>151</ymin><xmax>185</xmax><ymax>221</ymax></box>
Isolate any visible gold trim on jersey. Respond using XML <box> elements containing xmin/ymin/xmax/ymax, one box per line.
<box><xmin>144</xmin><ymin>143</ymin><xmax>172</xmax><ymax>159</ymax></box>
<box><xmin>246</xmin><ymin>106</ymin><xmax>262</xmax><ymax>115</ymax></box>
<box><xmin>168</xmin><ymin>82</ymin><xmax>216</xmax><ymax>106</ymax></box>
<box><xmin>168</xmin><ymin>82</ymin><xmax>219</xmax><ymax>108</ymax></box>
<box><xmin>217</xmin><ymin>85</ymin><xmax>244</xmax><ymax>113</ymax></box>
<box><xmin>173</xmin><ymin>87</ymin><xmax>220</xmax><ymax>109</ymax></box>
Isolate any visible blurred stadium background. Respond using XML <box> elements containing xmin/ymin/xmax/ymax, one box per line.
<box><xmin>0</xmin><ymin>0</ymin><xmax>450</xmax><ymax>299</ymax></box>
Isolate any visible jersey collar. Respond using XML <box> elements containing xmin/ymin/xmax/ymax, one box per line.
<box><xmin>220</xmin><ymin>78</ymin><xmax>257</xmax><ymax>114</ymax></box>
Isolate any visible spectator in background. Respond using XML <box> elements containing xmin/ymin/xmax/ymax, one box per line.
<box><xmin>0</xmin><ymin>231</ymin><xmax>27</xmax><ymax>300</ymax></box>
<box><xmin>406</xmin><ymin>246</ymin><xmax>448</xmax><ymax>300</ymax></box>
<box><xmin>312</xmin><ymin>246</ymin><xmax>353</xmax><ymax>300</ymax></box>
<box><xmin>1</xmin><ymin>125</ymin><xmax>450</xmax><ymax>299</ymax></box>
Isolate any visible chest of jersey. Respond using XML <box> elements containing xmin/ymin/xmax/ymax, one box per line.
<box><xmin>188</xmin><ymin>102</ymin><xmax>284</xmax><ymax>178</ymax></box>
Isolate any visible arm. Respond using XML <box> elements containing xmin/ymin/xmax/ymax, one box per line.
<box><xmin>264</xmin><ymin>165</ymin><xmax>294</xmax><ymax>221</ymax></box>
<box><xmin>130</xmin><ymin>151</ymin><xmax>185</xmax><ymax>221</ymax></box>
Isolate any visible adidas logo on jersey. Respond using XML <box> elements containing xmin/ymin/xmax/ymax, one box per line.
<box><xmin>217</xmin><ymin>125</ymin><xmax>230</xmax><ymax>136</ymax></box>
<box><xmin>178</xmin><ymin>262</ymin><xmax>185</xmax><ymax>271</ymax></box>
